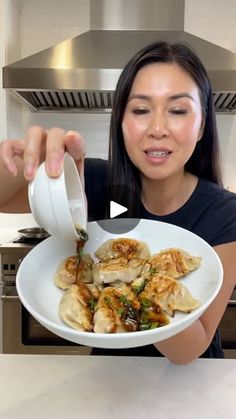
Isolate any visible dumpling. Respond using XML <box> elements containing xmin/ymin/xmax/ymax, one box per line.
<box><xmin>59</xmin><ymin>283</ymin><xmax>98</xmax><ymax>331</ymax></box>
<box><xmin>139</xmin><ymin>273</ymin><xmax>200</xmax><ymax>317</ymax></box>
<box><xmin>93</xmin><ymin>283</ymin><xmax>141</xmax><ymax>333</ymax></box>
<box><xmin>92</xmin><ymin>257</ymin><xmax>146</xmax><ymax>284</ymax></box>
<box><xmin>148</xmin><ymin>248</ymin><xmax>201</xmax><ymax>279</ymax></box>
<box><xmin>95</xmin><ymin>238</ymin><xmax>150</xmax><ymax>261</ymax></box>
<box><xmin>54</xmin><ymin>254</ymin><xmax>94</xmax><ymax>290</ymax></box>
<box><xmin>76</xmin><ymin>254</ymin><xmax>94</xmax><ymax>284</ymax></box>
<box><xmin>54</xmin><ymin>256</ymin><xmax>78</xmax><ymax>290</ymax></box>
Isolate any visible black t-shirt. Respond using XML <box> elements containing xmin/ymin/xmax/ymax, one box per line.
<box><xmin>85</xmin><ymin>158</ymin><xmax>236</xmax><ymax>358</ymax></box>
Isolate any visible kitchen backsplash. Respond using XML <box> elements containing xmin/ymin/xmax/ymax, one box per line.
<box><xmin>22</xmin><ymin>111</ymin><xmax>110</xmax><ymax>160</ymax></box>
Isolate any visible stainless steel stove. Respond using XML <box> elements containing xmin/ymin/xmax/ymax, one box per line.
<box><xmin>0</xmin><ymin>229</ymin><xmax>91</xmax><ymax>354</ymax></box>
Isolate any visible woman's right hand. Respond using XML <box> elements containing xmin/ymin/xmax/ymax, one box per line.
<box><xmin>0</xmin><ymin>125</ymin><xmax>86</xmax><ymax>181</ymax></box>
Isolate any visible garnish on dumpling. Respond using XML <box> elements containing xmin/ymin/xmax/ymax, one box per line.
<box><xmin>139</xmin><ymin>273</ymin><xmax>200</xmax><ymax>317</ymax></box>
<box><xmin>148</xmin><ymin>248</ymin><xmax>201</xmax><ymax>279</ymax></box>
<box><xmin>93</xmin><ymin>283</ymin><xmax>141</xmax><ymax>333</ymax></box>
<box><xmin>95</xmin><ymin>237</ymin><xmax>151</xmax><ymax>261</ymax></box>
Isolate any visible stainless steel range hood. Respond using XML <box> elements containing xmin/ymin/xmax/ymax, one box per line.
<box><xmin>2</xmin><ymin>0</ymin><xmax>236</xmax><ymax>114</ymax></box>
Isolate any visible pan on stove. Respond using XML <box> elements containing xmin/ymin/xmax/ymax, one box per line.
<box><xmin>17</xmin><ymin>227</ymin><xmax>50</xmax><ymax>240</ymax></box>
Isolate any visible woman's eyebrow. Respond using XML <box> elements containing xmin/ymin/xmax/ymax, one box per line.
<box><xmin>128</xmin><ymin>93</ymin><xmax>194</xmax><ymax>102</ymax></box>
<box><xmin>128</xmin><ymin>94</ymin><xmax>151</xmax><ymax>102</ymax></box>
<box><xmin>168</xmin><ymin>93</ymin><xmax>194</xmax><ymax>101</ymax></box>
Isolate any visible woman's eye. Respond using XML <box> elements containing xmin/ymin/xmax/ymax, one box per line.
<box><xmin>132</xmin><ymin>108</ymin><xmax>149</xmax><ymax>115</ymax></box>
<box><xmin>169</xmin><ymin>109</ymin><xmax>188</xmax><ymax>115</ymax></box>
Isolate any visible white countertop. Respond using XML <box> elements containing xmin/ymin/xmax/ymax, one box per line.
<box><xmin>0</xmin><ymin>355</ymin><xmax>235</xmax><ymax>419</ymax></box>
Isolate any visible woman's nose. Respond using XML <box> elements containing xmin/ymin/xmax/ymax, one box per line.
<box><xmin>147</xmin><ymin>113</ymin><xmax>169</xmax><ymax>139</ymax></box>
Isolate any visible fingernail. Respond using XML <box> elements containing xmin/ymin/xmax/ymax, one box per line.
<box><xmin>46</xmin><ymin>159</ymin><xmax>62</xmax><ymax>177</ymax></box>
<box><xmin>66</xmin><ymin>131</ymin><xmax>77</xmax><ymax>138</ymax></box>
<box><xmin>24</xmin><ymin>163</ymin><xmax>35</xmax><ymax>179</ymax></box>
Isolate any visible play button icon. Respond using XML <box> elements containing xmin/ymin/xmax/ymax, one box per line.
<box><xmin>97</xmin><ymin>184</ymin><xmax>141</xmax><ymax>234</ymax></box>
<box><xmin>110</xmin><ymin>201</ymin><xmax>128</xmax><ymax>218</ymax></box>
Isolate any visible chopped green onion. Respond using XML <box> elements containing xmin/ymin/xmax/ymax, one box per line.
<box><xmin>131</xmin><ymin>279</ymin><xmax>147</xmax><ymax>294</ymax></box>
<box><xmin>119</xmin><ymin>295</ymin><xmax>129</xmax><ymax>305</ymax></box>
<box><xmin>88</xmin><ymin>298</ymin><xmax>96</xmax><ymax>311</ymax></box>
<box><xmin>117</xmin><ymin>307</ymin><xmax>124</xmax><ymax>316</ymax></box>
<box><xmin>141</xmin><ymin>299</ymin><xmax>151</xmax><ymax>309</ymax></box>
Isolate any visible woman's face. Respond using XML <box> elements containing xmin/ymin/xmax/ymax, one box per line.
<box><xmin>122</xmin><ymin>62</ymin><xmax>204</xmax><ymax>181</ymax></box>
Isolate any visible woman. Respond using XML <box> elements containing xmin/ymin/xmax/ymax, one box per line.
<box><xmin>1</xmin><ymin>42</ymin><xmax>236</xmax><ymax>364</ymax></box>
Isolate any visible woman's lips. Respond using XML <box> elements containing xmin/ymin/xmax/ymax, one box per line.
<box><xmin>144</xmin><ymin>149</ymin><xmax>172</xmax><ymax>163</ymax></box>
<box><xmin>146</xmin><ymin>150</ymin><xmax>171</xmax><ymax>157</ymax></box>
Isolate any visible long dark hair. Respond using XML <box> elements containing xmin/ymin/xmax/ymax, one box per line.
<box><xmin>108</xmin><ymin>41</ymin><xmax>222</xmax><ymax>217</ymax></box>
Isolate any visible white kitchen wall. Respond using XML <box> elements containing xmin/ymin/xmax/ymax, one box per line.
<box><xmin>1</xmin><ymin>0</ymin><xmax>25</xmax><ymax>140</ymax></box>
<box><xmin>0</xmin><ymin>0</ymin><xmax>7</xmax><ymax>140</ymax></box>
<box><xmin>22</xmin><ymin>111</ymin><xmax>111</xmax><ymax>159</ymax></box>
<box><xmin>5</xmin><ymin>0</ymin><xmax>22</xmax><ymax>64</ymax></box>
<box><xmin>185</xmin><ymin>0</ymin><xmax>236</xmax><ymax>53</ymax></box>
<box><xmin>21</xmin><ymin>0</ymin><xmax>90</xmax><ymax>58</ymax></box>
<box><xmin>217</xmin><ymin>116</ymin><xmax>236</xmax><ymax>191</ymax></box>
<box><xmin>0</xmin><ymin>0</ymin><xmax>21</xmax><ymax>139</ymax></box>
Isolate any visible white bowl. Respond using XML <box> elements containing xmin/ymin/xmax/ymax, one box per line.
<box><xmin>16</xmin><ymin>219</ymin><xmax>223</xmax><ymax>349</ymax></box>
<box><xmin>28</xmin><ymin>153</ymin><xmax>87</xmax><ymax>240</ymax></box>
